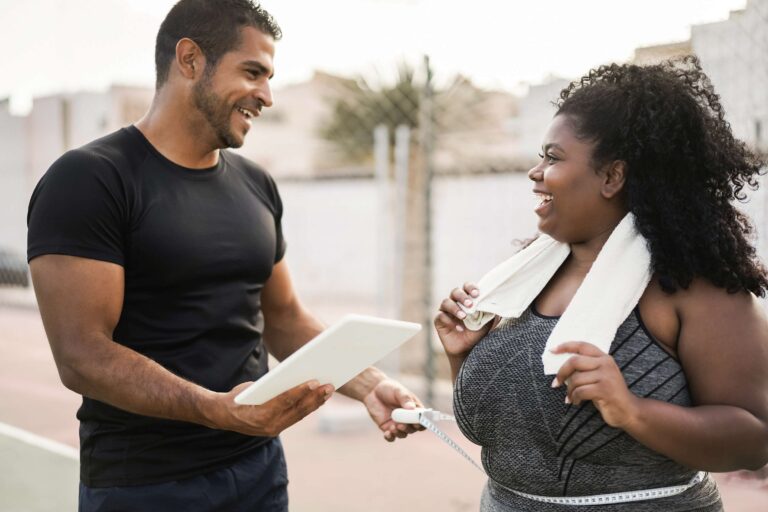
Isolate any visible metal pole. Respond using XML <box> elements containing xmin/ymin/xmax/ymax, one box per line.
<box><xmin>394</xmin><ymin>124</ymin><xmax>411</xmax><ymax>324</ymax></box>
<box><xmin>374</xmin><ymin>123</ymin><xmax>391</xmax><ymax>317</ymax></box>
<box><xmin>375</xmin><ymin>123</ymin><xmax>404</xmax><ymax>376</ymax></box>
<box><xmin>419</xmin><ymin>55</ymin><xmax>435</xmax><ymax>405</ymax></box>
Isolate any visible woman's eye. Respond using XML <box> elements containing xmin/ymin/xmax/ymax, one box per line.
<box><xmin>538</xmin><ymin>153</ymin><xmax>558</xmax><ymax>163</ymax></box>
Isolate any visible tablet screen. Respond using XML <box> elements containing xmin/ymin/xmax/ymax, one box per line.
<box><xmin>235</xmin><ymin>314</ymin><xmax>421</xmax><ymax>405</ymax></box>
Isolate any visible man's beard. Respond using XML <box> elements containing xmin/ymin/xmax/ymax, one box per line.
<box><xmin>192</xmin><ymin>74</ymin><xmax>243</xmax><ymax>149</ymax></box>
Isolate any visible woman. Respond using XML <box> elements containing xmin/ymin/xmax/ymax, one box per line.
<box><xmin>435</xmin><ymin>57</ymin><xmax>768</xmax><ymax>511</ymax></box>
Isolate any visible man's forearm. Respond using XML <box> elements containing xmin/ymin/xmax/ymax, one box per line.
<box><xmin>57</xmin><ymin>333</ymin><xmax>220</xmax><ymax>428</ymax></box>
<box><xmin>338</xmin><ymin>366</ymin><xmax>387</xmax><ymax>401</ymax></box>
<box><xmin>262</xmin><ymin>303</ymin><xmax>324</xmax><ymax>361</ymax></box>
<box><xmin>263</xmin><ymin>306</ymin><xmax>386</xmax><ymax>401</ymax></box>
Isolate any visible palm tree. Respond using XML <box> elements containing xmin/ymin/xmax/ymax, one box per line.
<box><xmin>319</xmin><ymin>63</ymin><xmax>422</xmax><ymax>166</ymax></box>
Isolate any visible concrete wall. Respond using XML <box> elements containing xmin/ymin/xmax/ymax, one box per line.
<box><xmin>692</xmin><ymin>0</ymin><xmax>768</xmax><ymax>153</ymax></box>
<box><xmin>0</xmin><ymin>105</ymin><xmax>28</xmax><ymax>253</ymax></box>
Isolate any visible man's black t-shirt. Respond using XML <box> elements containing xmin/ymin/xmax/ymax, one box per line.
<box><xmin>27</xmin><ymin>126</ymin><xmax>286</xmax><ymax>487</ymax></box>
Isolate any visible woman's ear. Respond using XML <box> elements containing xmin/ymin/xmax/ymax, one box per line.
<box><xmin>601</xmin><ymin>160</ymin><xmax>627</xmax><ymax>199</ymax></box>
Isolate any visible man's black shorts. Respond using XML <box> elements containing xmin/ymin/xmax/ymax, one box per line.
<box><xmin>78</xmin><ymin>437</ymin><xmax>288</xmax><ymax>512</ymax></box>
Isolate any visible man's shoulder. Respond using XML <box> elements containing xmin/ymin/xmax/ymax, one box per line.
<box><xmin>48</xmin><ymin>127</ymin><xmax>147</xmax><ymax>181</ymax></box>
<box><xmin>221</xmin><ymin>150</ymin><xmax>272</xmax><ymax>181</ymax></box>
<box><xmin>221</xmin><ymin>151</ymin><xmax>283</xmax><ymax>213</ymax></box>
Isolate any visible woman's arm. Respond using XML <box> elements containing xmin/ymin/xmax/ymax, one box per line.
<box><xmin>554</xmin><ymin>281</ymin><xmax>768</xmax><ymax>471</ymax></box>
<box><xmin>435</xmin><ymin>283</ymin><xmax>493</xmax><ymax>382</ymax></box>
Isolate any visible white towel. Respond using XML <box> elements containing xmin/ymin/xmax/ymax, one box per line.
<box><xmin>461</xmin><ymin>213</ymin><xmax>652</xmax><ymax>375</ymax></box>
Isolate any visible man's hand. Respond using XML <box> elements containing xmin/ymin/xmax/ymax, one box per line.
<box><xmin>361</xmin><ymin>378</ymin><xmax>424</xmax><ymax>442</ymax></box>
<box><xmin>209</xmin><ymin>380</ymin><xmax>334</xmax><ymax>437</ymax></box>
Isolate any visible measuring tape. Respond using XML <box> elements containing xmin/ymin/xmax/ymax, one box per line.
<box><xmin>392</xmin><ymin>407</ymin><xmax>485</xmax><ymax>472</ymax></box>
<box><xmin>391</xmin><ymin>408</ymin><xmax>706</xmax><ymax>506</ymax></box>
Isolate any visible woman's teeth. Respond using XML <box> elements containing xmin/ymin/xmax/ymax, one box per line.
<box><xmin>535</xmin><ymin>192</ymin><xmax>553</xmax><ymax>206</ymax></box>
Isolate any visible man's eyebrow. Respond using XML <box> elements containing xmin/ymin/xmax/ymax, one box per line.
<box><xmin>242</xmin><ymin>60</ymin><xmax>274</xmax><ymax>79</ymax></box>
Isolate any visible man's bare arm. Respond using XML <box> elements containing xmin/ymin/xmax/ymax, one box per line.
<box><xmin>261</xmin><ymin>260</ymin><xmax>424</xmax><ymax>441</ymax></box>
<box><xmin>31</xmin><ymin>254</ymin><xmax>331</xmax><ymax>437</ymax></box>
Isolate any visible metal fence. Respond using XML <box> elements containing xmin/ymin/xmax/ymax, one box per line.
<box><xmin>0</xmin><ymin>248</ymin><xmax>28</xmax><ymax>288</ymax></box>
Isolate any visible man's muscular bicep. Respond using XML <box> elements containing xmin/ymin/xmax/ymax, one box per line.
<box><xmin>30</xmin><ymin>255</ymin><xmax>124</xmax><ymax>387</ymax></box>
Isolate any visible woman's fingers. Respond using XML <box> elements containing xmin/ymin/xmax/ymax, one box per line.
<box><xmin>463</xmin><ymin>282</ymin><xmax>480</xmax><ymax>298</ymax></box>
<box><xmin>449</xmin><ymin>287</ymin><xmax>473</xmax><ymax>309</ymax></box>
<box><xmin>552</xmin><ymin>353</ymin><xmax>602</xmax><ymax>388</ymax></box>
<box><xmin>439</xmin><ymin>298</ymin><xmax>467</xmax><ymax>320</ymax></box>
<box><xmin>434</xmin><ymin>311</ymin><xmax>463</xmax><ymax>332</ymax></box>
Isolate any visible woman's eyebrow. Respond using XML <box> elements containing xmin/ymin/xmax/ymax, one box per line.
<box><xmin>543</xmin><ymin>143</ymin><xmax>565</xmax><ymax>152</ymax></box>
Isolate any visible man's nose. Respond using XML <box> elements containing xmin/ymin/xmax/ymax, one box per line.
<box><xmin>256</xmin><ymin>82</ymin><xmax>273</xmax><ymax>108</ymax></box>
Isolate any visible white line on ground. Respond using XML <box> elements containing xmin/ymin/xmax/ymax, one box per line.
<box><xmin>0</xmin><ymin>421</ymin><xmax>78</xmax><ymax>460</ymax></box>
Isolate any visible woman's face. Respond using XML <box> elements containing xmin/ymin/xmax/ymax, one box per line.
<box><xmin>528</xmin><ymin>114</ymin><xmax>616</xmax><ymax>244</ymax></box>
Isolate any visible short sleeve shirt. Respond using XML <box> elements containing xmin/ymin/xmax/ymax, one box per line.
<box><xmin>27</xmin><ymin>126</ymin><xmax>286</xmax><ymax>487</ymax></box>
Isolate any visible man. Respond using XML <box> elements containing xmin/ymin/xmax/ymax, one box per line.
<box><xmin>27</xmin><ymin>1</ymin><xmax>422</xmax><ymax>510</ymax></box>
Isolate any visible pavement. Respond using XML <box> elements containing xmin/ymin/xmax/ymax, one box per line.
<box><xmin>0</xmin><ymin>297</ymin><xmax>767</xmax><ymax>511</ymax></box>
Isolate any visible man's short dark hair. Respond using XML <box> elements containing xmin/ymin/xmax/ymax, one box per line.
<box><xmin>154</xmin><ymin>0</ymin><xmax>282</xmax><ymax>89</ymax></box>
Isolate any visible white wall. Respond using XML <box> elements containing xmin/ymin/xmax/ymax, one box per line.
<box><xmin>692</xmin><ymin>0</ymin><xmax>768</xmax><ymax>152</ymax></box>
<box><xmin>0</xmin><ymin>107</ymin><xmax>28</xmax><ymax>254</ymax></box>
<box><xmin>278</xmin><ymin>173</ymin><xmax>537</xmax><ymax>323</ymax></box>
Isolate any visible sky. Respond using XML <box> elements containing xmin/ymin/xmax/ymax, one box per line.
<box><xmin>0</xmin><ymin>0</ymin><xmax>748</xmax><ymax>113</ymax></box>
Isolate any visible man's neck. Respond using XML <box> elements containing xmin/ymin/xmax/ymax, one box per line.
<box><xmin>134</xmin><ymin>91</ymin><xmax>220</xmax><ymax>169</ymax></box>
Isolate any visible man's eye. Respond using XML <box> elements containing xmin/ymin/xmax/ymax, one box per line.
<box><xmin>247</xmin><ymin>70</ymin><xmax>261</xmax><ymax>78</ymax></box>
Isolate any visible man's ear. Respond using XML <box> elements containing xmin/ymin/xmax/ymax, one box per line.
<box><xmin>601</xmin><ymin>160</ymin><xmax>627</xmax><ymax>199</ymax></box>
<box><xmin>175</xmin><ymin>38</ymin><xmax>205</xmax><ymax>80</ymax></box>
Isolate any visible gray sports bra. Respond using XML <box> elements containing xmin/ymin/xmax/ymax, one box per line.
<box><xmin>454</xmin><ymin>306</ymin><xmax>722</xmax><ymax>511</ymax></box>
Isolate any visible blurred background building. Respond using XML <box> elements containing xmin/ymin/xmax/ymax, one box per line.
<box><xmin>2</xmin><ymin>0</ymin><xmax>767</xmax><ymax>385</ymax></box>
<box><xmin>2</xmin><ymin>1</ymin><xmax>768</xmax><ymax>510</ymax></box>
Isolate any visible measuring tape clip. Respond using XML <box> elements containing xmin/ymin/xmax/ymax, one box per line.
<box><xmin>391</xmin><ymin>408</ymin><xmax>485</xmax><ymax>472</ymax></box>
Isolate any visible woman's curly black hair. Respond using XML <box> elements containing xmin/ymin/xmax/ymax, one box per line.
<box><xmin>556</xmin><ymin>56</ymin><xmax>768</xmax><ymax>296</ymax></box>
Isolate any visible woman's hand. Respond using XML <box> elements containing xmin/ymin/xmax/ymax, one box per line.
<box><xmin>551</xmin><ymin>341</ymin><xmax>641</xmax><ymax>429</ymax></box>
<box><xmin>434</xmin><ymin>283</ymin><xmax>493</xmax><ymax>358</ymax></box>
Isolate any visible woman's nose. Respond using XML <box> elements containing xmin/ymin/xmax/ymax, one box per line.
<box><xmin>528</xmin><ymin>163</ymin><xmax>542</xmax><ymax>181</ymax></box>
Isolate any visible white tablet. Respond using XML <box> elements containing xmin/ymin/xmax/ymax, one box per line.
<box><xmin>234</xmin><ymin>314</ymin><xmax>421</xmax><ymax>405</ymax></box>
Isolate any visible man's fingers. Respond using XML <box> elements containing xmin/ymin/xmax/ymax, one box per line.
<box><xmin>230</xmin><ymin>381</ymin><xmax>254</xmax><ymax>395</ymax></box>
<box><xmin>394</xmin><ymin>386</ymin><xmax>418</xmax><ymax>409</ymax></box>
<box><xmin>268</xmin><ymin>381</ymin><xmax>331</xmax><ymax>415</ymax></box>
<box><xmin>268</xmin><ymin>379</ymin><xmax>319</xmax><ymax>406</ymax></box>
<box><xmin>277</xmin><ymin>383</ymin><xmax>333</xmax><ymax>430</ymax></box>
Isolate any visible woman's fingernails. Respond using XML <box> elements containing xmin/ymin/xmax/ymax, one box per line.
<box><xmin>455</xmin><ymin>325</ymin><xmax>464</xmax><ymax>332</ymax></box>
<box><xmin>463</xmin><ymin>299</ymin><xmax>473</xmax><ymax>307</ymax></box>
<box><xmin>565</xmin><ymin>396</ymin><xmax>571</xmax><ymax>404</ymax></box>
<box><xmin>471</xmin><ymin>290</ymin><xmax>479</xmax><ymax>297</ymax></box>
<box><xmin>456</xmin><ymin>311</ymin><xmax>466</xmax><ymax>319</ymax></box>
<box><xmin>551</xmin><ymin>377</ymin><xmax>560</xmax><ymax>388</ymax></box>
